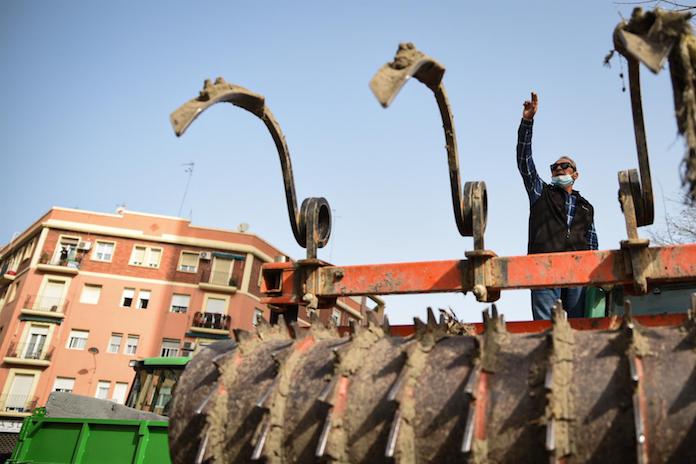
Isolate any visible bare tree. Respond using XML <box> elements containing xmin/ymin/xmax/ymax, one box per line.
<box><xmin>614</xmin><ymin>1</ymin><xmax>696</xmax><ymax>12</ymax></box>
<box><xmin>648</xmin><ymin>193</ymin><xmax>696</xmax><ymax>244</ymax></box>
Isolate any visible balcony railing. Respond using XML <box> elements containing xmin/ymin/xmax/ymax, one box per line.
<box><xmin>23</xmin><ymin>294</ymin><xmax>68</xmax><ymax>314</ymax></box>
<box><xmin>6</xmin><ymin>342</ymin><xmax>53</xmax><ymax>361</ymax></box>
<box><xmin>0</xmin><ymin>393</ymin><xmax>37</xmax><ymax>413</ymax></box>
<box><xmin>192</xmin><ymin>311</ymin><xmax>231</xmax><ymax>331</ymax></box>
<box><xmin>39</xmin><ymin>255</ymin><xmax>81</xmax><ymax>270</ymax></box>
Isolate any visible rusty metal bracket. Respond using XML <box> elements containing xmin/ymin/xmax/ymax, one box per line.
<box><xmin>370</xmin><ymin>43</ymin><xmax>496</xmax><ymax>301</ymax></box>
<box><xmin>464</xmin><ymin>183</ymin><xmax>498</xmax><ymax>302</ymax></box>
<box><xmin>618</xmin><ymin>170</ymin><xmax>652</xmax><ymax>294</ymax></box>
<box><xmin>170</xmin><ymin>77</ymin><xmax>332</xmax><ymax>260</ymax></box>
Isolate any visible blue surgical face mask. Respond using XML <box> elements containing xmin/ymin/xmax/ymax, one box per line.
<box><xmin>551</xmin><ymin>174</ymin><xmax>574</xmax><ymax>187</ymax></box>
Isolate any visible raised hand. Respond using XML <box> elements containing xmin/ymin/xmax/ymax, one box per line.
<box><xmin>522</xmin><ymin>92</ymin><xmax>538</xmax><ymax>120</ymax></box>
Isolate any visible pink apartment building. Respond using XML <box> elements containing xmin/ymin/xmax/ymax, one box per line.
<box><xmin>0</xmin><ymin>207</ymin><xmax>368</xmax><ymax>429</ymax></box>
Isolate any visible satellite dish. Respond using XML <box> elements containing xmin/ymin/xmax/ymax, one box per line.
<box><xmin>238</xmin><ymin>223</ymin><xmax>249</xmax><ymax>233</ymax></box>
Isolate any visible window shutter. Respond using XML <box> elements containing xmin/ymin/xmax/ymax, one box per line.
<box><xmin>131</xmin><ymin>247</ymin><xmax>145</xmax><ymax>264</ymax></box>
<box><xmin>181</xmin><ymin>252</ymin><xmax>198</xmax><ymax>268</ymax></box>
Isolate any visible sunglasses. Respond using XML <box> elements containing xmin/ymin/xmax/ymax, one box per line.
<box><xmin>550</xmin><ymin>162</ymin><xmax>575</xmax><ymax>171</ymax></box>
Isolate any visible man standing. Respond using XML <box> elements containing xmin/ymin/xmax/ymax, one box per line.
<box><xmin>517</xmin><ymin>92</ymin><xmax>598</xmax><ymax>320</ymax></box>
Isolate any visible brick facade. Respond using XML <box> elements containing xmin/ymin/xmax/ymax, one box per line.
<box><xmin>0</xmin><ymin>207</ymin><xmax>367</xmax><ymax>422</ymax></box>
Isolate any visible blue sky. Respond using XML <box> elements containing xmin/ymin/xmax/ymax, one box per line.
<box><xmin>0</xmin><ymin>1</ymin><xmax>688</xmax><ymax>323</ymax></box>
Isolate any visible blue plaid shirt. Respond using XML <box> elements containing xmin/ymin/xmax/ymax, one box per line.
<box><xmin>516</xmin><ymin>118</ymin><xmax>598</xmax><ymax>250</ymax></box>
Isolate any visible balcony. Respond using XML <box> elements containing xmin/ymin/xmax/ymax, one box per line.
<box><xmin>190</xmin><ymin>311</ymin><xmax>231</xmax><ymax>335</ymax></box>
<box><xmin>4</xmin><ymin>342</ymin><xmax>53</xmax><ymax>367</ymax></box>
<box><xmin>0</xmin><ymin>269</ymin><xmax>16</xmax><ymax>285</ymax></box>
<box><xmin>36</xmin><ymin>256</ymin><xmax>80</xmax><ymax>275</ymax></box>
<box><xmin>20</xmin><ymin>295</ymin><xmax>67</xmax><ymax>320</ymax></box>
<box><xmin>198</xmin><ymin>270</ymin><xmax>238</xmax><ymax>294</ymax></box>
<box><xmin>0</xmin><ymin>393</ymin><xmax>37</xmax><ymax>416</ymax></box>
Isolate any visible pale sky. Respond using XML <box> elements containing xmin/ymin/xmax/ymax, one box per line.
<box><xmin>0</xmin><ymin>1</ymin><xmax>689</xmax><ymax>323</ymax></box>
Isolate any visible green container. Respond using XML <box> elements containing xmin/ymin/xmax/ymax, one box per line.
<box><xmin>7</xmin><ymin>415</ymin><xmax>170</xmax><ymax>464</ymax></box>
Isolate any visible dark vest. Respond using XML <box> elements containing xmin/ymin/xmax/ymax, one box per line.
<box><xmin>528</xmin><ymin>185</ymin><xmax>594</xmax><ymax>254</ymax></box>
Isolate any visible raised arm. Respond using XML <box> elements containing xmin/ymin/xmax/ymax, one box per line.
<box><xmin>516</xmin><ymin>92</ymin><xmax>544</xmax><ymax>204</ymax></box>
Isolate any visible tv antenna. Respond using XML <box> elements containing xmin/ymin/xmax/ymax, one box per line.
<box><xmin>178</xmin><ymin>162</ymin><xmax>195</xmax><ymax>217</ymax></box>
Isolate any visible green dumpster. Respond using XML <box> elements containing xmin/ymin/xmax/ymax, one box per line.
<box><xmin>7</xmin><ymin>414</ymin><xmax>170</xmax><ymax>464</ymax></box>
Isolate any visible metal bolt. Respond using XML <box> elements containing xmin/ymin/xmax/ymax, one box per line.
<box><xmin>473</xmin><ymin>284</ymin><xmax>487</xmax><ymax>300</ymax></box>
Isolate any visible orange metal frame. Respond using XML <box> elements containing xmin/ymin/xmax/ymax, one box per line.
<box><xmin>261</xmin><ymin>244</ymin><xmax>696</xmax><ymax>305</ymax></box>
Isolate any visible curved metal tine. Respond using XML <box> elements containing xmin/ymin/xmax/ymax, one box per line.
<box><xmin>626</xmin><ymin>57</ymin><xmax>654</xmax><ymax>226</ymax></box>
<box><xmin>613</xmin><ymin>28</ymin><xmax>662</xmax><ymax>226</ymax></box>
<box><xmin>369</xmin><ymin>43</ymin><xmax>481</xmax><ymax>238</ymax></box>
<box><xmin>369</xmin><ymin>43</ymin><xmax>445</xmax><ymax>107</ymax></box>
<box><xmin>170</xmin><ymin>77</ymin><xmax>304</xmax><ymax>245</ymax></box>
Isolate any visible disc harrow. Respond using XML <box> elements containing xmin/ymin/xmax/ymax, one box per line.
<box><xmin>169</xmin><ymin>307</ymin><xmax>696</xmax><ymax>463</ymax></box>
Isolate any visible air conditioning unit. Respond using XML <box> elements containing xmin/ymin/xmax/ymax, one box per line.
<box><xmin>182</xmin><ymin>341</ymin><xmax>196</xmax><ymax>353</ymax></box>
<box><xmin>199</xmin><ymin>252</ymin><xmax>212</xmax><ymax>260</ymax></box>
<box><xmin>77</xmin><ymin>241</ymin><xmax>92</xmax><ymax>251</ymax></box>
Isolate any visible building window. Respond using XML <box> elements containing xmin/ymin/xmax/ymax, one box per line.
<box><xmin>121</xmin><ymin>288</ymin><xmax>135</xmax><ymax>307</ymax></box>
<box><xmin>112</xmin><ymin>382</ymin><xmax>128</xmax><ymax>404</ymax></box>
<box><xmin>52</xmin><ymin>236</ymin><xmax>79</xmax><ymax>264</ymax></box>
<box><xmin>5</xmin><ymin>373</ymin><xmax>36</xmax><ymax>412</ymax></box>
<box><xmin>204</xmin><ymin>297</ymin><xmax>227</xmax><ymax>314</ymax></box>
<box><xmin>95</xmin><ymin>381</ymin><xmax>110</xmax><ymax>400</ymax></box>
<box><xmin>38</xmin><ymin>279</ymin><xmax>67</xmax><ymax>311</ymax></box>
<box><xmin>79</xmin><ymin>284</ymin><xmax>102</xmax><ymax>305</ymax></box>
<box><xmin>125</xmin><ymin>335</ymin><xmax>139</xmax><ymax>355</ymax></box>
<box><xmin>210</xmin><ymin>257</ymin><xmax>234</xmax><ymax>286</ymax></box>
<box><xmin>8</xmin><ymin>252</ymin><xmax>21</xmax><ymax>272</ymax></box>
<box><xmin>52</xmin><ymin>377</ymin><xmax>75</xmax><ymax>393</ymax></box>
<box><xmin>93</xmin><ymin>241</ymin><xmax>115</xmax><ymax>262</ymax></box>
<box><xmin>160</xmin><ymin>339</ymin><xmax>180</xmax><ymax>357</ymax></box>
<box><xmin>137</xmin><ymin>290</ymin><xmax>151</xmax><ymax>309</ymax></box>
<box><xmin>23</xmin><ymin>238</ymin><xmax>35</xmax><ymax>261</ymax></box>
<box><xmin>67</xmin><ymin>330</ymin><xmax>89</xmax><ymax>350</ymax></box>
<box><xmin>129</xmin><ymin>246</ymin><xmax>162</xmax><ymax>268</ymax></box>
<box><xmin>6</xmin><ymin>282</ymin><xmax>16</xmax><ymax>303</ymax></box>
<box><xmin>253</xmin><ymin>308</ymin><xmax>264</xmax><ymax>326</ymax></box>
<box><xmin>331</xmin><ymin>309</ymin><xmax>341</xmax><ymax>326</ymax></box>
<box><xmin>108</xmin><ymin>333</ymin><xmax>122</xmax><ymax>353</ymax></box>
<box><xmin>147</xmin><ymin>249</ymin><xmax>162</xmax><ymax>268</ymax></box>
<box><xmin>178</xmin><ymin>251</ymin><xmax>199</xmax><ymax>273</ymax></box>
<box><xmin>170</xmin><ymin>294</ymin><xmax>190</xmax><ymax>313</ymax></box>
<box><xmin>23</xmin><ymin>326</ymin><xmax>48</xmax><ymax>359</ymax></box>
